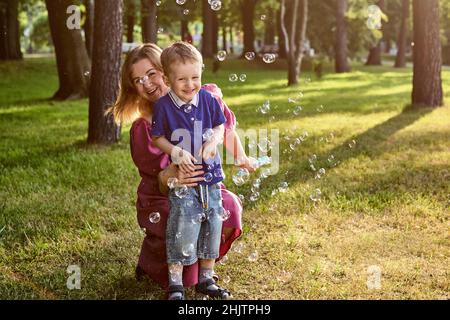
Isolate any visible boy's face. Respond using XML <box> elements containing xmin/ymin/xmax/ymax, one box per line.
<box><xmin>165</xmin><ymin>60</ymin><xmax>202</xmax><ymax>103</ymax></box>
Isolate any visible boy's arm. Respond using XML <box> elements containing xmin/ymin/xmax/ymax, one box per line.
<box><xmin>153</xmin><ymin>135</ymin><xmax>196</xmax><ymax>173</ymax></box>
<box><xmin>201</xmin><ymin>124</ymin><xmax>224</xmax><ymax>160</ymax></box>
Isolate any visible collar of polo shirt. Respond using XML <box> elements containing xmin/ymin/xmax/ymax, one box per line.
<box><xmin>168</xmin><ymin>90</ymin><xmax>199</xmax><ymax>109</ymax></box>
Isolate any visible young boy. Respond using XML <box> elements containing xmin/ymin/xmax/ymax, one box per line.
<box><xmin>151</xmin><ymin>42</ymin><xmax>231</xmax><ymax>300</ymax></box>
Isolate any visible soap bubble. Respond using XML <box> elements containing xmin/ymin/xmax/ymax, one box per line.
<box><xmin>217</xmin><ymin>50</ymin><xmax>227</xmax><ymax>61</ymax></box>
<box><xmin>175</xmin><ymin>185</ymin><xmax>189</xmax><ymax>198</ymax></box>
<box><xmin>220</xmin><ymin>209</ymin><xmax>231</xmax><ymax>221</ymax></box>
<box><xmin>167</xmin><ymin>177</ymin><xmax>178</xmax><ymax>189</ymax></box>
<box><xmin>213</xmin><ymin>169</ymin><xmax>222</xmax><ymax>178</ymax></box>
<box><xmin>193</xmin><ymin>213</ymin><xmax>207</xmax><ymax>224</ymax></box>
<box><xmin>293</xmin><ymin>106</ymin><xmax>303</xmax><ymax>115</ymax></box>
<box><xmin>176</xmin><ymin>0</ymin><xmax>186</xmax><ymax>5</ymax></box>
<box><xmin>210</xmin><ymin>0</ymin><xmax>222</xmax><ymax>11</ymax></box>
<box><xmin>239</xmin><ymin>74</ymin><xmax>247</xmax><ymax>82</ymax></box>
<box><xmin>262</xmin><ymin>53</ymin><xmax>276</xmax><ymax>64</ymax></box>
<box><xmin>183</xmin><ymin>9</ymin><xmax>189</xmax><ymax>15</ymax></box>
<box><xmin>183</xmin><ymin>104</ymin><xmax>192</xmax><ymax>113</ymax></box>
<box><xmin>308</xmin><ymin>154</ymin><xmax>317</xmax><ymax>164</ymax></box>
<box><xmin>249</xmin><ymin>192</ymin><xmax>260</xmax><ymax>202</ymax></box>
<box><xmin>259</xmin><ymin>100</ymin><xmax>270</xmax><ymax>114</ymax></box>
<box><xmin>204</xmin><ymin>172</ymin><xmax>213</xmax><ymax>182</ymax></box>
<box><xmin>149</xmin><ymin>212</ymin><xmax>160</xmax><ymax>224</ymax></box>
<box><xmin>248</xmin><ymin>251</ymin><xmax>259</xmax><ymax>262</ymax></box>
<box><xmin>309</xmin><ymin>188</ymin><xmax>322</xmax><ymax>202</ymax></box>
<box><xmin>182</xmin><ymin>243</ymin><xmax>195</xmax><ymax>257</ymax></box>
<box><xmin>202</xmin><ymin>128</ymin><xmax>214</xmax><ymax>141</ymax></box>
<box><xmin>278</xmin><ymin>182</ymin><xmax>289</xmax><ymax>193</ymax></box>
<box><xmin>229</xmin><ymin>73</ymin><xmax>238</xmax><ymax>82</ymax></box>
<box><xmin>245</xmin><ymin>52</ymin><xmax>256</xmax><ymax>60</ymax></box>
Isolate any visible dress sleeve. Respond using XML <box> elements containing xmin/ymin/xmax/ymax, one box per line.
<box><xmin>130</xmin><ymin>119</ymin><xmax>170</xmax><ymax>178</ymax></box>
<box><xmin>202</xmin><ymin>83</ymin><xmax>236</xmax><ymax>135</ymax></box>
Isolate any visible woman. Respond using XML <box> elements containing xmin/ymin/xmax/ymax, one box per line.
<box><xmin>112</xmin><ymin>43</ymin><xmax>255</xmax><ymax>295</ymax></box>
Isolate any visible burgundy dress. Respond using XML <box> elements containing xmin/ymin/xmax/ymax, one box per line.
<box><xmin>130</xmin><ymin>84</ymin><xmax>242</xmax><ymax>289</ymax></box>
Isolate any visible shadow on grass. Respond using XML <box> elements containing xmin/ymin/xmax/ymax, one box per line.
<box><xmin>243</xmin><ymin>105</ymin><xmax>437</xmax><ymax>211</ymax></box>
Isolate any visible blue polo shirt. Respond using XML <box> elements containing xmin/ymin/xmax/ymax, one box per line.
<box><xmin>151</xmin><ymin>88</ymin><xmax>226</xmax><ymax>185</ymax></box>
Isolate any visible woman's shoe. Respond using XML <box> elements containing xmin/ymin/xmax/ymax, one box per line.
<box><xmin>195</xmin><ymin>278</ymin><xmax>231</xmax><ymax>300</ymax></box>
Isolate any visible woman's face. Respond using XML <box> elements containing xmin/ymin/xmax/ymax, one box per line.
<box><xmin>131</xmin><ymin>59</ymin><xmax>168</xmax><ymax>103</ymax></box>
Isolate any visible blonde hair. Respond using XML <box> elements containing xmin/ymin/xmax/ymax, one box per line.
<box><xmin>160</xmin><ymin>41</ymin><xmax>203</xmax><ymax>76</ymax></box>
<box><xmin>112</xmin><ymin>43</ymin><xmax>163</xmax><ymax>125</ymax></box>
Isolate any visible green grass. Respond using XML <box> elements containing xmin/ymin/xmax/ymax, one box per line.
<box><xmin>0</xmin><ymin>57</ymin><xmax>449</xmax><ymax>299</ymax></box>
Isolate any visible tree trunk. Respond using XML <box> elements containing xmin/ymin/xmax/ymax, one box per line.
<box><xmin>222</xmin><ymin>25</ymin><xmax>227</xmax><ymax>51</ymax></box>
<box><xmin>411</xmin><ymin>0</ymin><xmax>443</xmax><ymax>107</ymax></box>
<box><xmin>240</xmin><ymin>0</ymin><xmax>257</xmax><ymax>57</ymax></box>
<box><xmin>394</xmin><ymin>0</ymin><xmax>409</xmax><ymax>68</ymax></box>
<box><xmin>366</xmin><ymin>0</ymin><xmax>384</xmax><ymax>65</ymax></box>
<box><xmin>264</xmin><ymin>7</ymin><xmax>275</xmax><ymax>47</ymax></box>
<box><xmin>229</xmin><ymin>25</ymin><xmax>234</xmax><ymax>54</ymax></box>
<box><xmin>45</xmin><ymin>0</ymin><xmax>91</xmax><ymax>100</ymax></box>
<box><xmin>281</xmin><ymin>0</ymin><xmax>308</xmax><ymax>86</ymax></box>
<box><xmin>335</xmin><ymin>0</ymin><xmax>350</xmax><ymax>73</ymax></box>
<box><xmin>277</xmin><ymin>8</ymin><xmax>286</xmax><ymax>59</ymax></box>
<box><xmin>0</xmin><ymin>0</ymin><xmax>22</xmax><ymax>60</ymax></box>
<box><xmin>212</xmin><ymin>10</ymin><xmax>219</xmax><ymax>54</ymax></box>
<box><xmin>141</xmin><ymin>0</ymin><xmax>157</xmax><ymax>44</ymax></box>
<box><xmin>84</xmin><ymin>0</ymin><xmax>94</xmax><ymax>58</ymax></box>
<box><xmin>125</xmin><ymin>0</ymin><xmax>136</xmax><ymax>43</ymax></box>
<box><xmin>202</xmin><ymin>0</ymin><xmax>213</xmax><ymax>58</ymax></box>
<box><xmin>88</xmin><ymin>0</ymin><xmax>123</xmax><ymax>145</ymax></box>
<box><xmin>181</xmin><ymin>18</ymin><xmax>188</xmax><ymax>41</ymax></box>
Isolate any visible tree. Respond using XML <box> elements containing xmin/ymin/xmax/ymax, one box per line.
<box><xmin>84</xmin><ymin>0</ymin><xmax>94</xmax><ymax>58</ymax></box>
<box><xmin>0</xmin><ymin>0</ymin><xmax>22</xmax><ymax>60</ymax></box>
<box><xmin>202</xmin><ymin>0</ymin><xmax>213</xmax><ymax>58</ymax></box>
<box><xmin>335</xmin><ymin>0</ymin><xmax>350</xmax><ymax>72</ymax></box>
<box><xmin>125</xmin><ymin>0</ymin><xmax>136</xmax><ymax>43</ymax></box>
<box><xmin>263</xmin><ymin>6</ymin><xmax>275</xmax><ymax>49</ymax></box>
<box><xmin>240</xmin><ymin>0</ymin><xmax>258</xmax><ymax>56</ymax></box>
<box><xmin>280</xmin><ymin>0</ymin><xmax>308</xmax><ymax>86</ymax></box>
<box><xmin>45</xmin><ymin>0</ymin><xmax>91</xmax><ymax>100</ymax></box>
<box><xmin>366</xmin><ymin>0</ymin><xmax>385</xmax><ymax>65</ymax></box>
<box><xmin>141</xmin><ymin>0</ymin><xmax>157</xmax><ymax>43</ymax></box>
<box><xmin>88</xmin><ymin>0</ymin><xmax>123</xmax><ymax>144</ymax></box>
<box><xmin>411</xmin><ymin>0</ymin><xmax>443</xmax><ymax>107</ymax></box>
<box><xmin>394</xmin><ymin>0</ymin><xmax>409</xmax><ymax>68</ymax></box>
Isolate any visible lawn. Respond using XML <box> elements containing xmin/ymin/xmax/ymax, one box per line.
<box><xmin>0</xmin><ymin>57</ymin><xmax>449</xmax><ymax>299</ymax></box>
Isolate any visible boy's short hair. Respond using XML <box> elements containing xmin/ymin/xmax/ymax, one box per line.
<box><xmin>160</xmin><ymin>41</ymin><xmax>203</xmax><ymax>76</ymax></box>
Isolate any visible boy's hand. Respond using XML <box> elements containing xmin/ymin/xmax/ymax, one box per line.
<box><xmin>172</xmin><ymin>147</ymin><xmax>196</xmax><ymax>173</ymax></box>
<box><xmin>200</xmin><ymin>140</ymin><xmax>218</xmax><ymax>161</ymax></box>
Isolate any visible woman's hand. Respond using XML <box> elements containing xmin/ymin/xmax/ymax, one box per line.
<box><xmin>158</xmin><ymin>163</ymin><xmax>205</xmax><ymax>194</ymax></box>
<box><xmin>176</xmin><ymin>165</ymin><xmax>205</xmax><ymax>187</ymax></box>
